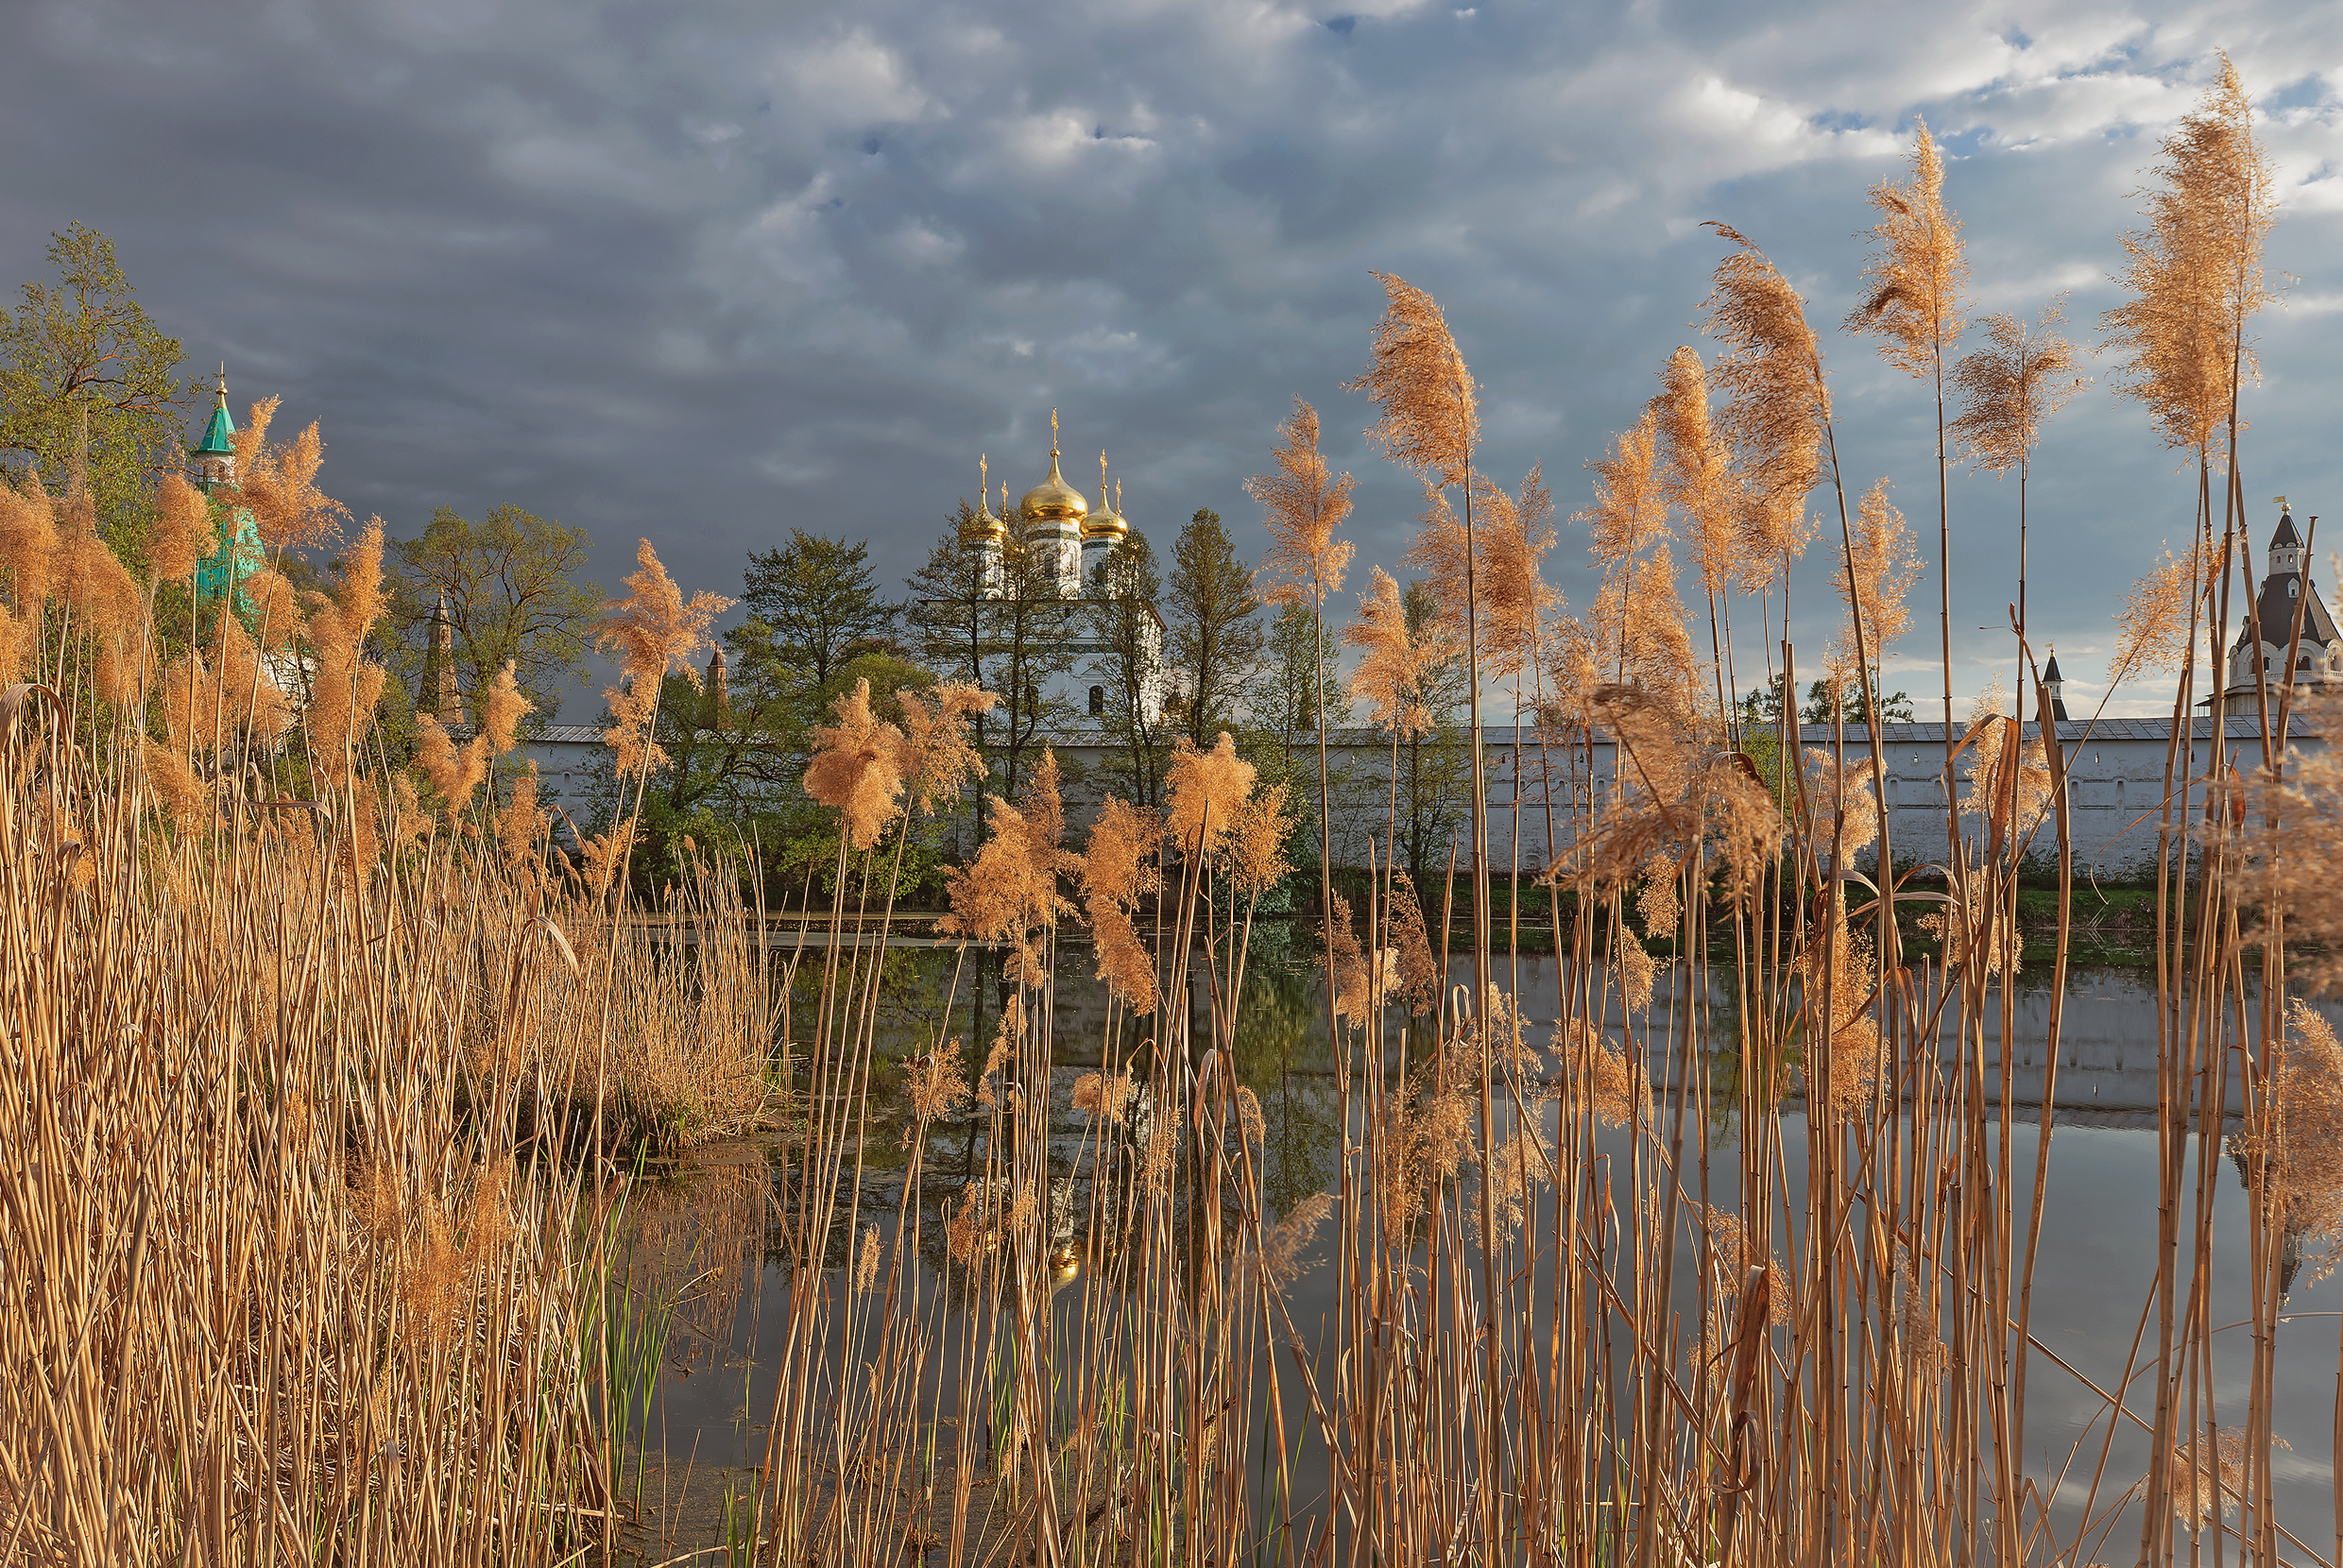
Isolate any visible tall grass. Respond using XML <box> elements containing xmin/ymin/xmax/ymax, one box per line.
<box><xmin>0</xmin><ymin>451</ymin><xmax>777</xmax><ymax>1558</ymax></box>
<box><xmin>744</xmin><ymin>58</ymin><xmax>2339</xmax><ymax>1568</ymax></box>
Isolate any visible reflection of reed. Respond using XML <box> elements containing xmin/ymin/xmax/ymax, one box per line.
<box><xmin>624</xmin><ymin>1147</ymin><xmax>771</xmax><ymax>1372</ymax></box>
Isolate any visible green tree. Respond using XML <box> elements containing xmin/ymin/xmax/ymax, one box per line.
<box><xmin>626</xmin><ymin>626</ymin><xmax>947</xmax><ymax>897</ymax></box>
<box><xmin>904</xmin><ymin>506</ymin><xmax>1077</xmax><ymax>810</ymax></box>
<box><xmin>1798</xmin><ymin>672</ymin><xmax>1915</xmax><ymax>726</ymax></box>
<box><xmin>1165</xmin><ymin>507</ymin><xmax>1262</xmax><ymax>748</ymax></box>
<box><xmin>741</xmin><ymin>531</ymin><xmax>896</xmax><ymax>709</ymax></box>
<box><xmin>1086</xmin><ymin>532</ymin><xmax>1172</xmax><ymax>808</ymax></box>
<box><xmin>1248</xmin><ymin>601</ymin><xmax>1353</xmax><ymax>873</ymax></box>
<box><xmin>1397</xmin><ymin>581</ymin><xmax>1473</xmax><ymax>892</ymax></box>
<box><xmin>0</xmin><ymin>224</ymin><xmax>193</xmax><ymax>543</ymax></box>
<box><xmin>1259</xmin><ymin>601</ymin><xmax>1350</xmax><ymax>745</ymax></box>
<box><xmin>385</xmin><ymin>504</ymin><xmax>601</xmax><ymax>734</ymax></box>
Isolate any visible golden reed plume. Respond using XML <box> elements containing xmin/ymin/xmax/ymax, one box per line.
<box><xmin>1949</xmin><ymin>299</ymin><xmax>2088</xmax><ymax>475</ymax></box>
<box><xmin>1826</xmin><ymin>479</ymin><xmax>1922</xmax><ymax>688</ymax></box>
<box><xmin>1845</xmin><ymin>117</ymin><xmax>1968</xmax><ymax>380</ymax></box>
<box><xmin>2099</xmin><ymin>52</ymin><xmax>2275</xmax><ymax>457</ymax></box>
<box><xmin>1346</xmin><ymin>272</ymin><xmax>1478</xmax><ymax>486</ymax></box>
<box><xmin>1650</xmin><ymin>346</ymin><xmax>1748</xmax><ymax>597</ymax></box>
<box><xmin>1702</xmin><ymin>227</ymin><xmax>1826</xmax><ymax>572</ymax></box>
<box><xmin>1247</xmin><ymin>396</ymin><xmax>1356</xmax><ymax>606</ymax></box>
<box><xmin>600</xmin><ymin>538</ymin><xmax>731</xmax><ymax>779</ymax></box>
<box><xmin>1343</xmin><ymin>566</ymin><xmax>1445</xmax><ymax>740</ymax></box>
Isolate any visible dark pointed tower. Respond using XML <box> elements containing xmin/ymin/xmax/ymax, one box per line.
<box><xmin>422</xmin><ymin>591</ymin><xmax>464</xmax><ymax>727</ymax></box>
<box><xmin>2226</xmin><ymin>499</ymin><xmax>2341</xmax><ymax>697</ymax></box>
<box><xmin>703</xmin><ymin>645</ymin><xmax>731</xmax><ymax>730</ymax></box>
<box><xmin>2042</xmin><ymin>647</ymin><xmax>2069</xmax><ymax>723</ymax></box>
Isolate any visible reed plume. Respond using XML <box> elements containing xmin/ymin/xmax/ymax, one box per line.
<box><xmin>1950</xmin><ymin>299</ymin><xmax>2089</xmax><ymax>637</ymax></box>
<box><xmin>1079</xmin><ymin>797</ymin><xmax>1161</xmax><ymax>1014</ymax></box>
<box><xmin>150</xmin><ymin>472</ymin><xmax>216</xmax><ymax>582</ymax></box>
<box><xmin>1799</xmin><ymin>906</ymin><xmax>1884</xmax><ymax>1119</ymax></box>
<box><xmin>227</xmin><ymin>396</ymin><xmax>350</xmax><ymax>550</ymax></box>
<box><xmin>939</xmin><ymin>751</ymin><xmax>1074</xmax><ymax>984</ymax></box>
<box><xmin>416</xmin><ymin>712</ymin><xmax>490</xmax><ymax>814</ymax></box>
<box><xmin>1702</xmin><ymin>225</ymin><xmax>1826</xmax><ymax>571</ymax></box>
<box><xmin>2260</xmin><ymin>999</ymin><xmax>2343</xmax><ymax>1278</ymax></box>
<box><xmin>497</xmin><ymin>760</ymin><xmax>548</xmax><ymax>871</ymax></box>
<box><xmin>140</xmin><ymin>737</ymin><xmax>209</xmax><ymax>833</ymax></box>
<box><xmin>2109</xmin><ymin>541</ymin><xmax>2208</xmax><ymax>689</ymax></box>
<box><xmin>1591</xmin><ymin>540</ymin><xmax>1702</xmax><ymax>713</ymax></box>
<box><xmin>891</xmin><ymin>680</ymin><xmax>997</xmax><ymax>813</ymax></box>
<box><xmin>601</xmin><ymin>538</ymin><xmax>731</xmax><ymax>783</ymax></box>
<box><xmin>1826</xmin><ymin>479</ymin><xmax>1922</xmax><ymax>689</ymax></box>
<box><xmin>2100</xmin><ymin>53</ymin><xmax>2274</xmax><ymax>457</ymax></box>
<box><xmin>804</xmin><ymin>677</ymin><xmax>906</xmax><ymax>851</ymax></box>
<box><xmin>1327</xmin><ymin>892</ymin><xmax>1383</xmax><ymax>1029</ymax></box>
<box><xmin>1848</xmin><ymin>117</ymin><xmax>1967</xmax><ymax>728</ymax></box>
<box><xmin>244</xmin><ymin>567</ymin><xmax>300</xmax><ymax>648</ymax></box>
<box><xmin>1346</xmin><ymin>272</ymin><xmax>1477</xmax><ymax>486</ymax></box>
<box><xmin>1386</xmin><ymin>868</ymin><xmax>1439</xmax><ymax>1015</ymax></box>
<box><xmin>1651</xmin><ymin>346</ymin><xmax>1747</xmax><ymax>598</ymax></box>
<box><xmin>56</xmin><ymin>483</ymin><xmax>140</xmax><ymax>645</ymax></box>
<box><xmin>1582</xmin><ymin>411</ymin><xmax>1668</xmax><ymax>572</ymax></box>
<box><xmin>481</xmin><ymin>658</ymin><xmax>532</xmax><ymax>755</ymax></box>
<box><xmin>1226</xmin><ymin>778</ymin><xmax>1292</xmax><ymax>895</ymax></box>
<box><xmin>1343</xmin><ymin>567</ymin><xmax>1441</xmax><ymax>738</ymax></box>
<box><xmin>0</xmin><ymin>471</ymin><xmax>59</xmax><ymax>612</ymax></box>
<box><xmin>1165</xmin><ymin>732</ymin><xmax>1256</xmax><ymax>863</ymax></box>
<box><xmin>300</xmin><ymin>518</ymin><xmax>391</xmax><ymax>785</ymax></box>
<box><xmin>1950</xmin><ymin>301</ymin><xmax>2088</xmax><ymax>473</ymax></box>
<box><xmin>1248</xmin><ymin>396</ymin><xmax>1356</xmax><ymax>607</ymax></box>
<box><xmin>1846</xmin><ymin>117</ymin><xmax>1968</xmax><ymax>378</ymax></box>
<box><xmin>2240</xmin><ymin>695</ymin><xmax>2343</xmax><ymax>995</ymax></box>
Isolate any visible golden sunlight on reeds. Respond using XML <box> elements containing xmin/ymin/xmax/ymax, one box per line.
<box><xmin>13</xmin><ymin>50</ymin><xmax>2343</xmax><ymax>1568</ymax></box>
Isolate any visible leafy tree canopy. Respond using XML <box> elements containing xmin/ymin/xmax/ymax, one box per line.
<box><xmin>385</xmin><ymin>503</ymin><xmax>601</xmax><ymax>734</ymax></box>
<box><xmin>0</xmin><ymin>224</ymin><xmax>194</xmax><ymax>544</ymax></box>
<box><xmin>742</xmin><ymin>530</ymin><xmax>896</xmax><ymax>708</ymax></box>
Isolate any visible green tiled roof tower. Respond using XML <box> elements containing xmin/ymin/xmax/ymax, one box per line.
<box><xmin>189</xmin><ymin>366</ymin><xmax>264</xmax><ymax>610</ymax></box>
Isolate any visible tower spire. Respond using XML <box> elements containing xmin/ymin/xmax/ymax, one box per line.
<box><xmin>426</xmin><ymin>589</ymin><xmax>463</xmax><ymax>727</ymax></box>
<box><xmin>190</xmin><ymin>364</ymin><xmax>239</xmax><ymax>490</ymax></box>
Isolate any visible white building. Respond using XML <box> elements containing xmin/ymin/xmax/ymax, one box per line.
<box><xmin>956</xmin><ymin>417</ymin><xmax>1166</xmax><ymax>727</ymax></box>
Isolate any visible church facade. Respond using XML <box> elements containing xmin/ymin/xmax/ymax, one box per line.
<box><xmin>954</xmin><ymin>415</ymin><xmax>1166</xmax><ymax>726</ymax></box>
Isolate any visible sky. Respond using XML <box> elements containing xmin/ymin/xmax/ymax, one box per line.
<box><xmin>4</xmin><ymin>0</ymin><xmax>2340</xmax><ymax>723</ymax></box>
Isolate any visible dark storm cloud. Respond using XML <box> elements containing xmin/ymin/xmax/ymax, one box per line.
<box><xmin>4</xmin><ymin>0</ymin><xmax>2340</xmax><ymax>718</ymax></box>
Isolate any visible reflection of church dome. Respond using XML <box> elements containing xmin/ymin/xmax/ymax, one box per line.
<box><xmin>1020</xmin><ymin>449</ymin><xmax>1088</xmax><ymax>533</ymax></box>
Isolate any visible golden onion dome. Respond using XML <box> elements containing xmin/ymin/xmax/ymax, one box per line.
<box><xmin>1083</xmin><ymin>456</ymin><xmax>1127</xmax><ymax>542</ymax></box>
<box><xmin>960</xmin><ymin>456</ymin><xmax>1007</xmax><ymax>546</ymax></box>
<box><xmin>1019</xmin><ymin>449</ymin><xmax>1088</xmax><ymax>528</ymax></box>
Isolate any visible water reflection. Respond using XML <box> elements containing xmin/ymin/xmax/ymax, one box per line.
<box><xmin>611</xmin><ymin>957</ymin><xmax>2343</xmax><ymax>1562</ymax></box>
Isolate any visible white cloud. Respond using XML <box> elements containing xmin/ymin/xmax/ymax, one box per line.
<box><xmin>768</xmin><ymin>26</ymin><xmax>930</xmax><ymax>128</ymax></box>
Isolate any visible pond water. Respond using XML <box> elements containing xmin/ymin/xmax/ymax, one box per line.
<box><xmin>607</xmin><ymin>957</ymin><xmax>2343</xmax><ymax>1563</ymax></box>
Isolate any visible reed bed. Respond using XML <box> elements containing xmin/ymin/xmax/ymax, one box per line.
<box><xmin>4</xmin><ymin>53</ymin><xmax>2337</xmax><ymax>1568</ymax></box>
<box><xmin>0</xmin><ymin>430</ymin><xmax>778</xmax><ymax>1559</ymax></box>
<box><xmin>749</xmin><ymin>59</ymin><xmax>2341</xmax><ymax>1568</ymax></box>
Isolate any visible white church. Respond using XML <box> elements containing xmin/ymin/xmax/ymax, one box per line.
<box><xmin>953</xmin><ymin>414</ymin><xmax>1168</xmax><ymax>727</ymax></box>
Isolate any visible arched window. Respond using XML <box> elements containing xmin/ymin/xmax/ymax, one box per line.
<box><xmin>1088</xmin><ymin>685</ymin><xmax>1104</xmax><ymax>716</ymax></box>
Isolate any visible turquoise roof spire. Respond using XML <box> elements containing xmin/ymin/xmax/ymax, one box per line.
<box><xmin>191</xmin><ymin>365</ymin><xmax>234</xmax><ymax>458</ymax></box>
